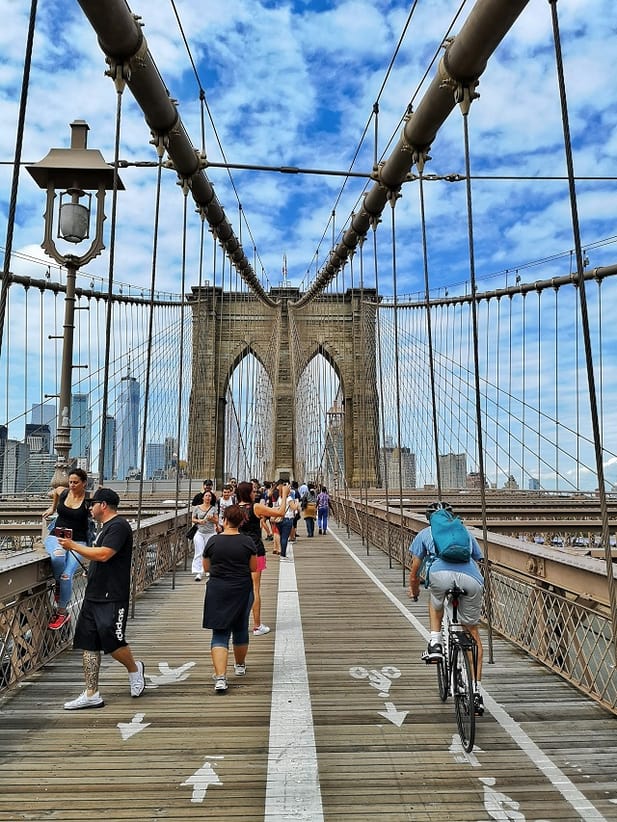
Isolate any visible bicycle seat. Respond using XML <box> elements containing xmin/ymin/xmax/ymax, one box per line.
<box><xmin>447</xmin><ymin>584</ymin><xmax>467</xmax><ymax>598</ymax></box>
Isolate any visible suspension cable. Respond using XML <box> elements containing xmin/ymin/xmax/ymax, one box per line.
<box><xmin>97</xmin><ymin>69</ymin><xmax>126</xmax><ymax>486</ymax></box>
<box><xmin>0</xmin><ymin>0</ymin><xmax>38</xmax><ymax>359</ymax></box>
<box><xmin>458</xmin><ymin>83</ymin><xmax>495</xmax><ymax>664</ymax></box>
<box><xmin>548</xmin><ymin>0</ymin><xmax>617</xmax><ymax>660</ymax></box>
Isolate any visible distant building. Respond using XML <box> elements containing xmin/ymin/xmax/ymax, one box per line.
<box><xmin>116</xmin><ymin>375</ymin><xmax>140</xmax><ymax>480</ymax></box>
<box><xmin>439</xmin><ymin>452</ymin><xmax>467</xmax><ymax>490</ymax></box>
<box><xmin>529</xmin><ymin>477</ymin><xmax>541</xmax><ymax>491</ymax></box>
<box><xmin>25</xmin><ymin>423</ymin><xmax>51</xmax><ymax>454</ymax></box>
<box><xmin>26</xmin><ymin>453</ymin><xmax>56</xmax><ymax>492</ymax></box>
<box><xmin>0</xmin><ymin>425</ymin><xmax>7</xmax><ymax>494</ymax></box>
<box><xmin>70</xmin><ymin>393</ymin><xmax>91</xmax><ymax>467</ymax></box>
<box><xmin>145</xmin><ymin>443</ymin><xmax>166</xmax><ymax>480</ymax></box>
<box><xmin>379</xmin><ymin>437</ymin><xmax>416</xmax><ymax>489</ymax></box>
<box><xmin>102</xmin><ymin>415</ymin><xmax>116</xmax><ymax>482</ymax></box>
<box><xmin>164</xmin><ymin>436</ymin><xmax>178</xmax><ymax>475</ymax></box>
<box><xmin>466</xmin><ymin>471</ymin><xmax>486</xmax><ymax>490</ymax></box>
<box><xmin>30</xmin><ymin>402</ymin><xmax>56</xmax><ymax>443</ymax></box>
<box><xmin>2</xmin><ymin>440</ymin><xmax>29</xmax><ymax>494</ymax></box>
<box><xmin>503</xmin><ymin>474</ymin><xmax>519</xmax><ymax>490</ymax></box>
<box><xmin>325</xmin><ymin>402</ymin><xmax>345</xmax><ymax>487</ymax></box>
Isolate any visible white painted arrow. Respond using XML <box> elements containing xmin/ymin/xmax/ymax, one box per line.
<box><xmin>378</xmin><ymin>701</ymin><xmax>408</xmax><ymax>727</ymax></box>
<box><xmin>117</xmin><ymin>712</ymin><xmax>150</xmax><ymax>741</ymax></box>
<box><xmin>181</xmin><ymin>759</ymin><xmax>223</xmax><ymax>803</ymax></box>
<box><xmin>148</xmin><ymin>661</ymin><xmax>196</xmax><ymax>687</ymax></box>
<box><xmin>449</xmin><ymin>733</ymin><xmax>481</xmax><ymax>766</ymax></box>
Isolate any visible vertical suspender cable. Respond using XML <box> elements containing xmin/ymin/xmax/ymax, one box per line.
<box><xmin>0</xmin><ymin>0</ymin><xmax>37</xmax><ymax>358</ymax></box>
<box><xmin>97</xmin><ymin>73</ymin><xmax>125</xmax><ymax>486</ymax></box>
<box><xmin>549</xmin><ymin>0</ymin><xmax>617</xmax><ymax>660</ymax></box>
<box><xmin>387</xmin><ymin>194</ymin><xmax>408</xmax><ymax>585</ymax></box>
<box><xmin>458</xmin><ymin>86</ymin><xmax>494</xmax><ymax>663</ymax></box>
<box><xmin>418</xmin><ymin>172</ymin><xmax>442</xmax><ymax>497</ymax></box>
<box><xmin>358</xmin><ymin>238</ymin><xmax>370</xmax><ymax>552</ymax></box>
<box><xmin>553</xmin><ymin>285</ymin><xmax>559</xmax><ymax>489</ymax></box>
<box><xmin>371</xmin><ymin>225</ymin><xmax>392</xmax><ymax>564</ymax></box>
<box><xmin>133</xmin><ymin>153</ymin><xmax>164</xmax><ymax>613</ymax></box>
<box><xmin>171</xmin><ymin>181</ymin><xmax>190</xmax><ymax>590</ymax></box>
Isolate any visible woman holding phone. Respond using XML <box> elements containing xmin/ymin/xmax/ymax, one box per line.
<box><xmin>42</xmin><ymin>467</ymin><xmax>91</xmax><ymax>630</ymax></box>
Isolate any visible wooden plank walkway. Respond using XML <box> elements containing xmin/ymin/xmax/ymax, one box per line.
<box><xmin>1</xmin><ymin>523</ymin><xmax>616</xmax><ymax>821</ymax></box>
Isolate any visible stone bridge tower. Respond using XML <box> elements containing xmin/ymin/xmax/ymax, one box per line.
<box><xmin>187</xmin><ymin>286</ymin><xmax>380</xmax><ymax>488</ymax></box>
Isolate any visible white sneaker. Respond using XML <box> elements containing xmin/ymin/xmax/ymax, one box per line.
<box><xmin>214</xmin><ymin>675</ymin><xmax>228</xmax><ymax>693</ymax></box>
<box><xmin>64</xmin><ymin>690</ymin><xmax>104</xmax><ymax>710</ymax></box>
<box><xmin>129</xmin><ymin>660</ymin><xmax>145</xmax><ymax>697</ymax></box>
<box><xmin>194</xmin><ymin>574</ymin><xmax>202</xmax><ymax>582</ymax></box>
<box><xmin>234</xmin><ymin>662</ymin><xmax>247</xmax><ymax>676</ymax></box>
<box><xmin>253</xmin><ymin>624</ymin><xmax>270</xmax><ymax>636</ymax></box>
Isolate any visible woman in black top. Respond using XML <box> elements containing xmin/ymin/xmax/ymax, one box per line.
<box><xmin>236</xmin><ymin>480</ymin><xmax>287</xmax><ymax>637</ymax></box>
<box><xmin>42</xmin><ymin>468</ymin><xmax>92</xmax><ymax>630</ymax></box>
<box><xmin>202</xmin><ymin>505</ymin><xmax>257</xmax><ymax>693</ymax></box>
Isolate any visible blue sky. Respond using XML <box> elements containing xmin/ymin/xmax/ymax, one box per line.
<box><xmin>1</xmin><ymin>0</ymin><xmax>615</xmax><ymax>297</ymax></box>
<box><xmin>1</xmin><ymin>1</ymin><xmax>617</xmax><ymax>490</ymax></box>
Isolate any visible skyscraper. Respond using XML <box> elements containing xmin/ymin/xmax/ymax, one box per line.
<box><xmin>25</xmin><ymin>423</ymin><xmax>51</xmax><ymax>454</ymax></box>
<box><xmin>115</xmin><ymin>375</ymin><xmax>140</xmax><ymax>481</ymax></box>
<box><xmin>30</xmin><ymin>402</ymin><xmax>56</xmax><ymax>444</ymax></box>
<box><xmin>145</xmin><ymin>443</ymin><xmax>166</xmax><ymax>480</ymax></box>
<box><xmin>102</xmin><ymin>415</ymin><xmax>116</xmax><ymax>482</ymax></box>
<box><xmin>439</xmin><ymin>452</ymin><xmax>467</xmax><ymax>490</ymax></box>
<box><xmin>2</xmin><ymin>440</ymin><xmax>29</xmax><ymax>494</ymax></box>
<box><xmin>379</xmin><ymin>438</ymin><xmax>416</xmax><ymax>489</ymax></box>
<box><xmin>0</xmin><ymin>425</ymin><xmax>7</xmax><ymax>493</ymax></box>
<box><xmin>70</xmin><ymin>393</ymin><xmax>92</xmax><ymax>467</ymax></box>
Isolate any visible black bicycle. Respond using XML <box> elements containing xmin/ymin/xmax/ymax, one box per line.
<box><xmin>434</xmin><ymin>584</ymin><xmax>480</xmax><ymax>752</ymax></box>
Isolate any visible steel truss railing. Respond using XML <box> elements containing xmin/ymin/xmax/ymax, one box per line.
<box><xmin>0</xmin><ymin>511</ymin><xmax>190</xmax><ymax>693</ymax></box>
<box><xmin>332</xmin><ymin>495</ymin><xmax>617</xmax><ymax>716</ymax></box>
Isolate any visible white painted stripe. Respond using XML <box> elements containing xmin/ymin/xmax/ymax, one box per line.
<box><xmin>265</xmin><ymin>557</ymin><xmax>324</xmax><ymax>821</ymax></box>
<box><xmin>330</xmin><ymin>529</ymin><xmax>607</xmax><ymax>822</ymax></box>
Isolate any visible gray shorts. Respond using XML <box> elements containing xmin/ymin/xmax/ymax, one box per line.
<box><xmin>428</xmin><ymin>570</ymin><xmax>484</xmax><ymax>625</ymax></box>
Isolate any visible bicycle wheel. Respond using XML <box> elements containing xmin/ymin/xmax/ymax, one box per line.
<box><xmin>452</xmin><ymin>643</ymin><xmax>475</xmax><ymax>752</ymax></box>
<box><xmin>437</xmin><ymin>616</ymin><xmax>449</xmax><ymax>702</ymax></box>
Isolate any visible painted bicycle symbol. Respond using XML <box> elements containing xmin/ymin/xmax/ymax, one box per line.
<box><xmin>349</xmin><ymin>665</ymin><xmax>401</xmax><ymax>697</ymax></box>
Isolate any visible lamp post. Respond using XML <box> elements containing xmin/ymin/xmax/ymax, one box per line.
<box><xmin>26</xmin><ymin>121</ymin><xmax>124</xmax><ymax>490</ymax></box>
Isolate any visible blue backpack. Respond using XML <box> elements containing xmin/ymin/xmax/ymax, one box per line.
<box><xmin>429</xmin><ymin>508</ymin><xmax>472</xmax><ymax>563</ymax></box>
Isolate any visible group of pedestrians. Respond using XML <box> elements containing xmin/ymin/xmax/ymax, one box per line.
<box><xmin>45</xmin><ymin>472</ymin><xmax>485</xmax><ymax>715</ymax></box>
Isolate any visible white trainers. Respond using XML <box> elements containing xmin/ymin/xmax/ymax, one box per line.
<box><xmin>64</xmin><ymin>690</ymin><xmax>104</xmax><ymax>710</ymax></box>
<box><xmin>194</xmin><ymin>574</ymin><xmax>202</xmax><ymax>582</ymax></box>
<box><xmin>129</xmin><ymin>660</ymin><xmax>145</xmax><ymax>697</ymax></box>
<box><xmin>234</xmin><ymin>662</ymin><xmax>247</xmax><ymax>677</ymax></box>
<box><xmin>253</xmin><ymin>624</ymin><xmax>270</xmax><ymax>636</ymax></box>
<box><xmin>214</xmin><ymin>675</ymin><xmax>228</xmax><ymax>693</ymax></box>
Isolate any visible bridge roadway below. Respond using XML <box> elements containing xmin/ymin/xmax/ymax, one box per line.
<box><xmin>1</xmin><ymin>523</ymin><xmax>616</xmax><ymax>821</ymax></box>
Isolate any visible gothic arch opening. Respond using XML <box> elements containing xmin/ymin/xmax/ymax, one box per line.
<box><xmin>295</xmin><ymin>348</ymin><xmax>343</xmax><ymax>488</ymax></box>
<box><xmin>224</xmin><ymin>349</ymin><xmax>274</xmax><ymax>482</ymax></box>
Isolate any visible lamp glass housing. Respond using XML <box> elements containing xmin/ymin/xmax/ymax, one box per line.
<box><xmin>58</xmin><ymin>189</ymin><xmax>91</xmax><ymax>244</ymax></box>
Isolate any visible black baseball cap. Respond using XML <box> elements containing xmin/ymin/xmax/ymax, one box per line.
<box><xmin>90</xmin><ymin>488</ymin><xmax>120</xmax><ymax>507</ymax></box>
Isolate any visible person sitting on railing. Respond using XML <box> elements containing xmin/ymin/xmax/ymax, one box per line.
<box><xmin>42</xmin><ymin>467</ymin><xmax>92</xmax><ymax>631</ymax></box>
<box><xmin>408</xmin><ymin>501</ymin><xmax>485</xmax><ymax>715</ymax></box>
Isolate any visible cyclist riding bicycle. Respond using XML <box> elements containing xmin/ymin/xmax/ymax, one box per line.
<box><xmin>408</xmin><ymin>501</ymin><xmax>485</xmax><ymax>714</ymax></box>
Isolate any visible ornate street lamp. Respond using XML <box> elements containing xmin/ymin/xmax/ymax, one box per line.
<box><xmin>26</xmin><ymin>120</ymin><xmax>124</xmax><ymax>489</ymax></box>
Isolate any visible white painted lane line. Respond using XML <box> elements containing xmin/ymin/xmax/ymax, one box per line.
<box><xmin>265</xmin><ymin>559</ymin><xmax>324</xmax><ymax>822</ymax></box>
<box><xmin>330</xmin><ymin>529</ymin><xmax>608</xmax><ymax>822</ymax></box>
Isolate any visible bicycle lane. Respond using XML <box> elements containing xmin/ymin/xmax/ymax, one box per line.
<box><xmin>289</xmin><ymin>525</ymin><xmax>614</xmax><ymax>821</ymax></box>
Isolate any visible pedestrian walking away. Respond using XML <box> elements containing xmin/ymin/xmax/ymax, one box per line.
<box><xmin>202</xmin><ymin>505</ymin><xmax>258</xmax><ymax>693</ymax></box>
<box><xmin>60</xmin><ymin>488</ymin><xmax>145</xmax><ymax>710</ymax></box>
